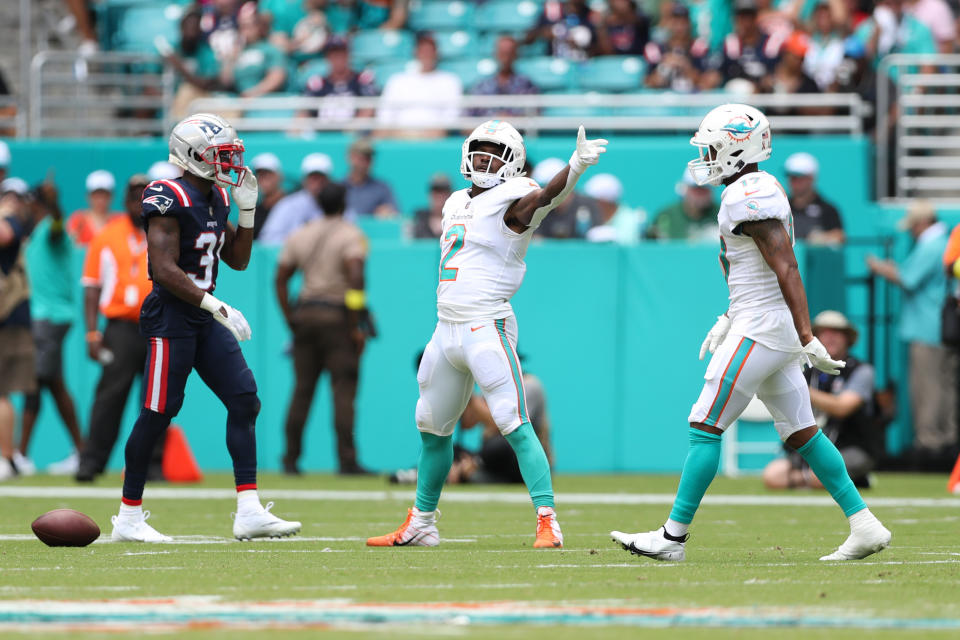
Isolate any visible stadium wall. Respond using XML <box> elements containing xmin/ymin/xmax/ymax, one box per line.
<box><xmin>9</xmin><ymin>136</ymin><xmax>921</xmax><ymax>473</ymax></box>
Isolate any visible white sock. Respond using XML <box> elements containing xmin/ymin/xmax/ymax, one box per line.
<box><xmin>412</xmin><ymin>507</ymin><xmax>436</xmax><ymax>525</ymax></box>
<box><xmin>237</xmin><ymin>489</ymin><xmax>262</xmax><ymax>515</ymax></box>
<box><xmin>848</xmin><ymin>508</ymin><xmax>878</xmax><ymax>531</ymax></box>
<box><xmin>664</xmin><ymin>519</ymin><xmax>689</xmax><ymax>538</ymax></box>
<box><xmin>119</xmin><ymin>502</ymin><xmax>143</xmax><ymax>520</ymax></box>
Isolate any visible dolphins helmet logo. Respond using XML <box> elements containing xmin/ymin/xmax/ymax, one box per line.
<box><xmin>721</xmin><ymin>116</ymin><xmax>757</xmax><ymax>142</ymax></box>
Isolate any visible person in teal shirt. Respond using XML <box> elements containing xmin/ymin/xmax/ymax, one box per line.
<box><xmin>853</xmin><ymin>1</ymin><xmax>936</xmax><ymax>74</ymax></box>
<box><xmin>223</xmin><ymin>9</ymin><xmax>288</xmax><ymax>97</ymax></box>
<box><xmin>18</xmin><ymin>181</ymin><xmax>84</xmax><ymax>475</ymax></box>
<box><xmin>867</xmin><ymin>201</ymin><xmax>956</xmax><ymax>455</ymax></box>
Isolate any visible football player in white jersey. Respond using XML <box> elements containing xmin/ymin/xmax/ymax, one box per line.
<box><xmin>611</xmin><ymin>104</ymin><xmax>891</xmax><ymax>562</ymax></box>
<box><xmin>367</xmin><ymin>120</ymin><xmax>607</xmax><ymax>549</ymax></box>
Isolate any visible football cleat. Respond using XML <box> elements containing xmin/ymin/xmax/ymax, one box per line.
<box><xmin>111</xmin><ymin>511</ymin><xmax>173</xmax><ymax>543</ymax></box>
<box><xmin>232</xmin><ymin>502</ymin><xmax>301</xmax><ymax>540</ymax></box>
<box><xmin>611</xmin><ymin>527</ymin><xmax>686</xmax><ymax>562</ymax></box>
<box><xmin>366</xmin><ymin>508</ymin><xmax>439</xmax><ymax>547</ymax></box>
<box><xmin>820</xmin><ymin>521</ymin><xmax>891</xmax><ymax>561</ymax></box>
<box><xmin>46</xmin><ymin>451</ymin><xmax>79</xmax><ymax>476</ymax></box>
<box><xmin>12</xmin><ymin>450</ymin><xmax>36</xmax><ymax>476</ymax></box>
<box><xmin>533</xmin><ymin>506</ymin><xmax>563</xmax><ymax>549</ymax></box>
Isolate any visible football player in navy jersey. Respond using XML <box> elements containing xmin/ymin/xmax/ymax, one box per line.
<box><xmin>111</xmin><ymin>113</ymin><xmax>301</xmax><ymax>542</ymax></box>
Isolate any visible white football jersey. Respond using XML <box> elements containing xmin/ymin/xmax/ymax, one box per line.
<box><xmin>717</xmin><ymin>170</ymin><xmax>802</xmax><ymax>352</ymax></box>
<box><xmin>436</xmin><ymin>176</ymin><xmax>541</xmax><ymax>323</ymax></box>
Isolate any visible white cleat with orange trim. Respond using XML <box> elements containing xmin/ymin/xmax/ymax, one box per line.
<box><xmin>366</xmin><ymin>508</ymin><xmax>439</xmax><ymax>547</ymax></box>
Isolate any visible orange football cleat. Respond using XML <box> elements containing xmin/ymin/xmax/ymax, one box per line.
<box><xmin>533</xmin><ymin>506</ymin><xmax>563</xmax><ymax>549</ymax></box>
<box><xmin>366</xmin><ymin>508</ymin><xmax>439</xmax><ymax>547</ymax></box>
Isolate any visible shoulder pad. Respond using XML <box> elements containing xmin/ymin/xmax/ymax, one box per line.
<box><xmin>142</xmin><ymin>180</ymin><xmax>192</xmax><ymax>216</ymax></box>
<box><xmin>496</xmin><ymin>176</ymin><xmax>540</xmax><ymax>202</ymax></box>
<box><xmin>442</xmin><ymin>189</ymin><xmax>469</xmax><ymax>218</ymax></box>
<box><xmin>723</xmin><ymin>173</ymin><xmax>789</xmax><ymax>225</ymax></box>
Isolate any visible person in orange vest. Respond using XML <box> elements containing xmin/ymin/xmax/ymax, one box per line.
<box><xmin>75</xmin><ymin>174</ymin><xmax>161</xmax><ymax>482</ymax></box>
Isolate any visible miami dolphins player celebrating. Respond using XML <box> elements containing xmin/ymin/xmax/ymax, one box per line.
<box><xmin>611</xmin><ymin>104</ymin><xmax>891</xmax><ymax>562</ymax></box>
<box><xmin>368</xmin><ymin>121</ymin><xmax>607</xmax><ymax>549</ymax></box>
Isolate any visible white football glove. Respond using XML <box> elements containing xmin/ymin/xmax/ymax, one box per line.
<box><xmin>230</xmin><ymin>168</ymin><xmax>258</xmax><ymax>229</ymax></box>
<box><xmin>569</xmin><ymin>125</ymin><xmax>608</xmax><ymax>175</ymax></box>
<box><xmin>802</xmin><ymin>336</ymin><xmax>845</xmax><ymax>375</ymax></box>
<box><xmin>699</xmin><ymin>314</ymin><xmax>731</xmax><ymax>360</ymax></box>
<box><xmin>200</xmin><ymin>293</ymin><xmax>252</xmax><ymax>342</ymax></box>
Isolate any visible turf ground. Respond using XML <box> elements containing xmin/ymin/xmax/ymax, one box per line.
<box><xmin>1</xmin><ymin>472</ymin><xmax>959</xmax><ymax>638</ymax></box>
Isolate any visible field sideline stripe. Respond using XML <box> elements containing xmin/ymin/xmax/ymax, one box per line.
<box><xmin>1</xmin><ymin>486</ymin><xmax>959</xmax><ymax>508</ymax></box>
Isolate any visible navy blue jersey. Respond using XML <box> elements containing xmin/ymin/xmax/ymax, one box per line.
<box><xmin>139</xmin><ymin>177</ymin><xmax>232</xmax><ymax>337</ymax></box>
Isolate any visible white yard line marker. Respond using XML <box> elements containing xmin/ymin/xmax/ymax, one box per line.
<box><xmin>2</xmin><ymin>486</ymin><xmax>958</xmax><ymax>508</ymax></box>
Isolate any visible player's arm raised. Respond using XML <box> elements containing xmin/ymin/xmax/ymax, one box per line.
<box><xmin>220</xmin><ymin>168</ymin><xmax>258</xmax><ymax>271</ymax></box>
<box><xmin>742</xmin><ymin>218</ymin><xmax>844</xmax><ymax>374</ymax></box>
<box><xmin>505</xmin><ymin>126</ymin><xmax>607</xmax><ymax>232</ymax></box>
<box><xmin>147</xmin><ymin>216</ymin><xmax>251</xmax><ymax>342</ymax></box>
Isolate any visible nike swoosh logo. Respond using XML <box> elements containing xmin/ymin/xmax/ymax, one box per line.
<box><xmin>149</xmin><ymin>185</ymin><xmax>164</xmax><ymax>192</ymax></box>
<box><xmin>394</xmin><ymin>531</ymin><xmax>427</xmax><ymax>546</ymax></box>
<box><xmin>744</xmin><ymin>189</ymin><xmax>759</xmax><ymax>196</ymax></box>
<box><xmin>470</xmin><ymin>326</ymin><xmax>483</xmax><ymax>332</ymax></box>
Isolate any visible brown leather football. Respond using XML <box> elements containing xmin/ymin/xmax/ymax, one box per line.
<box><xmin>31</xmin><ymin>509</ymin><xmax>101</xmax><ymax>547</ymax></box>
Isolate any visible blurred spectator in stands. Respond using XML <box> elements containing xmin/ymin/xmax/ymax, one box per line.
<box><xmin>0</xmin><ymin>69</ymin><xmax>15</xmax><ymax>137</ymax></box>
<box><xmin>355</xmin><ymin>0</ymin><xmax>409</xmax><ymax>30</ymax></box>
<box><xmin>159</xmin><ymin>5</ymin><xmax>222</xmax><ymax>119</ymax></box>
<box><xmin>344</xmin><ymin>138</ymin><xmax>398</xmax><ymax>218</ymax></box>
<box><xmin>583</xmin><ymin>173</ymin><xmax>644</xmax><ymax>245</ymax></box>
<box><xmin>907</xmin><ymin>0</ymin><xmax>957</xmax><ymax>53</ymax></box>
<box><xmin>644</xmin><ymin>4</ymin><xmax>709</xmax><ymax>93</ymax></box>
<box><xmin>784</xmin><ymin>152</ymin><xmax>845</xmax><ymax>245</ymax></box>
<box><xmin>64</xmin><ymin>0</ymin><xmax>99</xmax><ymax>56</ymax></box>
<box><xmin>804</xmin><ymin>0</ymin><xmax>850</xmax><ymax>91</ymax></box>
<box><xmin>854</xmin><ymin>0</ymin><xmax>937</xmax><ymax>65</ymax></box>
<box><xmin>525</xmin><ymin>0</ymin><xmax>597</xmax><ymax>61</ymax></box>
<box><xmin>147</xmin><ymin>161</ymin><xmax>182</xmax><ymax>182</ymax></box>
<box><xmin>271</xmin><ymin>0</ymin><xmax>330</xmax><ymax>63</ymax></box>
<box><xmin>646</xmin><ymin>168</ymin><xmax>718</xmax><ymax>241</ymax></box>
<box><xmin>302</xmin><ymin>36</ymin><xmax>377</xmax><ymax>121</ymax></box>
<box><xmin>377</xmin><ymin>33</ymin><xmax>462</xmax><ymax>138</ymax></box>
<box><xmin>0</xmin><ymin>141</ymin><xmax>9</xmax><ymax>182</ymax></box>
<box><xmin>471</xmin><ymin>36</ymin><xmax>538</xmax><ymax>118</ymax></box>
<box><xmin>259</xmin><ymin>152</ymin><xmax>332</xmax><ymax>246</ymax></box>
<box><xmin>833</xmin><ymin>34</ymin><xmax>876</xmax><ymax>108</ymax></box>
<box><xmin>0</xmin><ymin>178</ymin><xmax>36</xmax><ymax>480</ymax></box>
<box><xmin>250</xmin><ymin>152</ymin><xmax>287</xmax><ymax>239</ymax></box>
<box><xmin>67</xmin><ymin>170</ymin><xmax>118</xmax><ymax>247</ymax></box>
<box><xmin>532</xmin><ymin>157</ymin><xmax>603</xmax><ymax>240</ymax></box>
<box><xmin>867</xmin><ymin>201</ymin><xmax>956</xmax><ymax>456</ymax></box>
<box><xmin>18</xmin><ymin>180</ymin><xmax>83</xmax><ymax>476</ymax></box>
<box><xmin>762</xmin><ymin>32</ymin><xmax>825</xmax><ymax>114</ymax></box>
<box><xmin>595</xmin><ymin>0</ymin><xmax>650</xmax><ymax>56</ymax></box>
<box><xmin>410</xmin><ymin>173</ymin><xmax>451</xmax><ymax>239</ymax></box>
<box><xmin>702</xmin><ymin>0</ymin><xmax>782</xmax><ymax>92</ymax></box>
<box><xmin>202</xmin><ymin>0</ymin><xmax>243</xmax><ymax>62</ymax></box>
<box><xmin>763</xmin><ymin>311</ymin><xmax>880</xmax><ymax>490</ymax></box>
<box><xmin>756</xmin><ymin>0</ymin><xmax>803</xmax><ymax>39</ymax></box>
<box><xmin>220</xmin><ymin>4</ymin><xmax>288</xmax><ymax>98</ymax></box>
<box><xmin>75</xmin><ymin>174</ymin><xmax>160</xmax><ymax>483</ymax></box>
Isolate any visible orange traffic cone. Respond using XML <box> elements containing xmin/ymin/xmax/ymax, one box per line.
<box><xmin>948</xmin><ymin>452</ymin><xmax>960</xmax><ymax>494</ymax></box>
<box><xmin>163</xmin><ymin>424</ymin><xmax>203</xmax><ymax>483</ymax></box>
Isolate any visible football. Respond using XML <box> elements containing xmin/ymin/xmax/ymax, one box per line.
<box><xmin>30</xmin><ymin>509</ymin><xmax>101</xmax><ymax>547</ymax></box>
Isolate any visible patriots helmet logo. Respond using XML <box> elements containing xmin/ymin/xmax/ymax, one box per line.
<box><xmin>721</xmin><ymin>116</ymin><xmax>757</xmax><ymax>141</ymax></box>
<box><xmin>143</xmin><ymin>194</ymin><xmax>174</xmax><ymax>214</ymax></box>
<box><xmin>185</xmin><ymin>119</ymin><xmax>223</xmax><ymax>139</ymax></box>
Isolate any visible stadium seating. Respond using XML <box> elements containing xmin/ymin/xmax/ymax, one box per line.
<box><xmin>408</xmin><ymin>0</ymin><xmax>474</xmax><ymax>32</ymax></box>
<box><xmin>350</xmin><ymin>30</ymin><xmax>415</xmax><ymax>68</ymax></box>
<box><xmin>474</xmin><ymin>0</ymin><xmax>542</xmax><ymax>34</ymax></box>
<box><xmin>515</xmin><ymin>56</ymin><xmax>574</xmax><ymax>92</ymax></box>
<box><xmin>294</xmin><ymin>59</ymin><xmax>330</xmax><ymax>93</ymax></box>
<box><xmin>108</xmin><ymin>3</ymin><xmax>182</xmax><ymax>53</ymax></box>
<box><xmin>438</xmin><ymin>58</ymin><xmax>497</xmax><ymax>90</ymax></box>
<box><xmin>369</xmin><ymin>59</ymin><xmax>417</xmax><ymax>88</ymax></box>
<box><xmin>434</xmin><ymin>30</ymin><xmax>476</xmax><ymax>61</ymax></box>
<box><xmin>577</xmin><ymin>56</ymin><xmax>645</xmax><ymax>93</ymax></box>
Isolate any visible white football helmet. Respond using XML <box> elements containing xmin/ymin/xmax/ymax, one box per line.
<box><xmin>461</xmin><ymin>120</ymin><xmax>526</xmax><ymax>189</ymax></box>
<box><xmin>168</xmin><ymin>113</ymin><xmax>246</xmax><ymax>187</ymax></box>
<box><xmin>687</xmin><ymin>104</ymin><xmax>771</xmax><ymax>186</ymax></box>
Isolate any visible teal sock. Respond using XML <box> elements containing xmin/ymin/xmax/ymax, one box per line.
<box><xmin>796</xmin><ymin>430</ymin><xmax>867</xmax><ymax>516</ymax></box>
<box><xmin>414</xmin><ymin>432</ymin><xmax>453</xmax><ymax>512</ymax></box>
<box><xmin>668</xmin><ymin>427</ymin><xmax>722</xmax><ymax>525</ymax></box>
<box><xmin>504</xmin><ymin>422</ymin><xmax>554</xmax><ymax>509</ymax></box>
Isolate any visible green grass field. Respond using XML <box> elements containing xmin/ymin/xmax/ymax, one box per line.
<box><xmin>1</xmin><ymin>472</ymin><xmax>959</xmax><ymax>638</ymax></box>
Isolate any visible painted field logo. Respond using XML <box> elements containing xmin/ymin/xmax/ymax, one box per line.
<box><xmin>721</xmin><ymin>117</ymin><xmax>757</xmax><ymax>141</ymax></box>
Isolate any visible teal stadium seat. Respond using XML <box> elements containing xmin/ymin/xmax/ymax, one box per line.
<box><xmin>295</xmin><ymin>59</ymin><xmax>330</xmax><ymax>93</ymax></box>
<box><xmin>577</xmin><ymin>56</ymin><xmax>645</xmax><ymax>92</ymax></box>
<box><xmin>435</xmin><ymin>30</ymin><xmax>476</xmax><ymax>61</ymax></box>
<box><xmin>475</xmin><ymin>32</ymin><xmax>548</xmax><ymax>59</ymax></box>
<box><xmin>515</xmin><ymin>56</ymin><xmax>574</xmax><ymax>92</ymax></box>
<box><xmin>474</xmin><ymin>0</ymin><xmax>542</xmax><ymax>33</ymax></box>
<box><xmin>369</xmin><ymin>59</ymin><xmax>417</xmax><ymax>88</ymax></box>
<box><xmin>408</xmin><ymin>0</ymin><xmax>474</xmax><ymax>32</ymax></box>
<box><xmin>350</xmin><ymin>30</ymin><xmax>415</xmax><ymax>67</ymax></box>
<box><xmin>112</xmin><ymin>4</ymin><xmax>182</xmax><ymax>53</ymax></box>
<box><xmin>438</xmin><ymin>58</ymin><xmax>497</xmax><ymax>90</ymax></box>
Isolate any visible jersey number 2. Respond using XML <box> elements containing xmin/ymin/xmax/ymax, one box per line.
<box><xmin>439</xmin><ymin>224</ymin><xmax>465</xmax><ymax>282</ymax></box>
<box><xmin>189</xmin><ymin>231</ymin><xmax>225</xmax><ymax>291</ymax></box>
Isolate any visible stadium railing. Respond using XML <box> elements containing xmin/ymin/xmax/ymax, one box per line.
<box><xmin>877</xmin><ymin>53</ymin><xmax>960</xmax><ymax>203</ymax></box>
<box><xmin>28</xmin><ymin>51</ymin><xmax>176</xmax><ymax>138</ymax></box>
<box><xmin>186</xmin><ymin>93</ymin><xmax>867</xmax><ymax>136</ymax></box>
